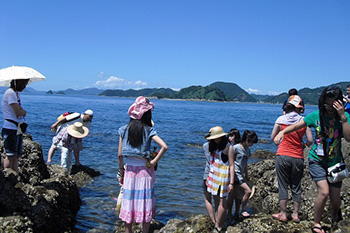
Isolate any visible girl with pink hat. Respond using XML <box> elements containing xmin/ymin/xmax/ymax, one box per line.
<box><xmin>117</xmin><ymin>96</ymin><xmax>167</xmax><ymax>233</ymax></box>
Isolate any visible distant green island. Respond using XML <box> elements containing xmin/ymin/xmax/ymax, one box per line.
<box><xmin>39</xmin><ymin>81</ymin><xmax>350</xmax><ymax>105</ymax></box>
<box><xmin>98</xmin><ymin>81</ymin><xmax>350</xmax><ymax>105</ymax></box>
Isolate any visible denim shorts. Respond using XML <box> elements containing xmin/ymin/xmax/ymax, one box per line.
<box><xmin>2</xmin><ymin>128</ymin><xmax>23</xmax><ymax>157</ymax></box>
<box><xmin>308</xmin><ymin>159</ymin><xmax>342</xmax><ymax>188</ymax></box>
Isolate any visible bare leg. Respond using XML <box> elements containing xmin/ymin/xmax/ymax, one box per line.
<box><xmin>292</xmin><ymin>201</ymin><xmax>300</xmax><ymax>220</ymax></box>
<box><xmin>73</xmin><ymin>148</ymin><xmax>81</xmax><ymax>166</ymax></box>
<box><xmin>142</xmin><ymin>222</ymin><xmax>150</xmax><ymax>233</ymax></box>
<box><xmin>240</xmin><ymin>183</ymin><xmax>251</xmax><ymax>212</ymax></box>
<box><xmin>226</xmin><ymin>189</ymin><xmax>234</xmax><ymax>218</ymax></box>
<box><xmin>214</xmin><ymin>196</ymin><xmax>227</xmax><ymax>228</ymax></box>
<box><xmin>125</xmin><ymin>223</ymin><xmax>132</xmax><ymax>233</ymax></box>
<box><xmin>4</xmin><ymin>156</ymin><xmax>19</xmax><ymax>173</ymax></box>
<box><xmin>313</xmin><ymin>180</ymin><xmax>329</xmax><ymax>233</ymax></box>
<box><xmin>47</xmin><ymin>145</ymin><xmax>56</xmax><ymax>163</ymax></box>
<box><xmin>329</xmin><ymin>185</ymin><xmax>341</xmax><ymax>222</ymax></box>
<box><xmin>234</xmin><ymin>198</ymin><xmax>241</xmax><ymax>218</ymax></box>
<box><xmin>204</xmin><ymin>188</ymin><xmax>216</xmax><ymax>223</ymax></box>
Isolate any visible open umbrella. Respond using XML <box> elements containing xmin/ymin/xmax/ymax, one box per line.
<box><xmin>0</xmin><ymin>66</ymin><xmax>46</xmax><ymax>86</ymax></box>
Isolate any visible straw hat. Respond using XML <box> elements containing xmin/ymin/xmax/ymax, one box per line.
<box><xmin>206</xmin><ymin>126</ymin><xmax>227</xmax><ymax>140</ymax></box>
<box><xmin>67</xmin><ymin>122</ymin><xmax>89</xmax><ymax>138</ymax></box>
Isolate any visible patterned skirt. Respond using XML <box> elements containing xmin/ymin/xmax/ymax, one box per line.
<box><xmin>119</xmin><ymin>165</ymin><xmax>155</xmax><ymax>224</ymax></box>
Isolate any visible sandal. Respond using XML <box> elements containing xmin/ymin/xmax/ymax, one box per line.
<box><xmin>241</xmin><ymin>211</ymin><xmax>250</xmax><ymax>218</ymax></box>
<box><xmin>311</xmin><ymin>225</ymin><xmax>325</xmax><ymax>233</ymax></box>
<box><xmin>291</xmin><ymin>213</ymin><xmax>300</xmax><ymax>223</ymax></box>
<box><xmin>272</xmin><ymin>213</ymin><xmax>287</xmax><ymax>222</ymax></box>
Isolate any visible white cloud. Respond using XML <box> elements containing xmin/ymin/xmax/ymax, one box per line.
<box><xmin>246</xmin><ymin>88</ymin><xmax>279</xmax><ymax>96</ymax></box>
<box><xmin>246</xmin><ymin>88</ymin><xmax>259</xmax><ymax>93</ymax></box>
<box><xmin>94</xmin><ymin>75</ymin><xmax>147</xmax><ymax>89</ymax></box>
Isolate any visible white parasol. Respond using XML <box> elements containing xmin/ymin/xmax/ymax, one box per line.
<box><xmin>0</xmin><ymin>66</ymin><xmax>46</xmax><ymax>86</ymax></box>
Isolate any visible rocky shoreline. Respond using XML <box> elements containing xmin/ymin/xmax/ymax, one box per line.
<box><xmin>1</xmin><ymin>136</ymin><xmax>350</xmax><ymax>232</ymax></box>
<box><xmin>0</xmin><ymin>135</ymin><xmax>100</xmax><ymax>233</ymax></box>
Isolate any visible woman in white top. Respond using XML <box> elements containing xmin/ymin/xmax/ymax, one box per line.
<box><xmin>1</xmin><ymin>79</ymin><xmax>29</xmax><ymax>172</ymax></box>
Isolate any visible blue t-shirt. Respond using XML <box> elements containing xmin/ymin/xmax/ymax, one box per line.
<box><xmin>118</xmin><ymin>124</ymin><xmax>157</xmax><ymax>159</ymax></box>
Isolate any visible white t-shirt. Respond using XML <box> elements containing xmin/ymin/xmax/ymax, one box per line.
<box><xmin>1</xmin><ymin>88</ymin><xmax>24</xmax><ymax>130</ymax></box>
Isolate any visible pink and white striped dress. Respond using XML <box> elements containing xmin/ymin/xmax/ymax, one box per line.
<box><xmin>119</xmin><ymin>160</ymin><xmax>155</xmax><ymax>224</ymax></box>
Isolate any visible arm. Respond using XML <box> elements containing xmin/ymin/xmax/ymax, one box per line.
<box><xmin>228</xmin><ymin>144</ymin><xmax>235</xmax><ymax>193</ymax></box>
<box><xmin>305</xmin><ymin>127</ymin><xmax>313</xmax><ymax>147</ymax></box>
<box><xmin>51</xmin><ymin>117</ymin><xmax>67</xmax><ymax>130</ymax></box>
<box><xmin>270</xmin><ymin>123</ymin><xmax>281</xmax><ymax>145</ymax></box>
<box><xmin>150</xmin><ymin>135</ymin><xmax>168</xmax><ymax>166</ymax></box>
<box><xmin>117</xmin><ymin>136</ymin><xmax>125</xmax><ymax>184</ymax></box>
<box><xmin>273</xmin><ymin>120</ymin><xmax>307</xmax><ymax>145</ymax></box>
<box><xmin>10</xmin><ymin>103</ymin><xmax>26</xmax><ymax>117</ymax></box>
<box><xmin>333</xmin><ymin>99</ymin><xmax>350</xmax><ymax>142</ymax></box>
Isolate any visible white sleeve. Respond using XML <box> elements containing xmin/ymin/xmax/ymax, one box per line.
<box><xmin>7</xmin><ymin>90</ymin><xmax>18</xmax><ymax>105</ymax></box>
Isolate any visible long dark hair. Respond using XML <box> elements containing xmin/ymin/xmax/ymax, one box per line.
<box><xmin>227</xmin><ymin>128</ymin><xmax>241</xmax><ymax>144</ymax></box>
<box><xmin>209</xmin><ymin>136</ymin><xmax>228</xmax><ymax>153</ymax></box>
<box><xmin>127</xmin><ymin>110</ymin><xmax>152</xmax><ymax>148</ymax></box>
<box><xmin>10</xmin><ymin>79</ymin><xmax>29</xmax><ymax>92</ymax></box>
<box><xmin>318</xmin><ymin>85</ymin><xmax>343</xmax><ymax>151</ymax></box>
<box><xmin>241</xmin><ymin>130</ymin><xmax>258</xmax><ymax>144</ymax></box>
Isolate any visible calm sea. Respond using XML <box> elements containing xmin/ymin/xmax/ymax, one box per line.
<box><xmin>0</xmin><ymin>94</ymin><xmax>318</xmax><ymax>232</ymax></box>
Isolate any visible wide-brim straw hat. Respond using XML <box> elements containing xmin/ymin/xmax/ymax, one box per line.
<box><xmin>206</xmin><ymin>126</ymin><xmax>227</xmax><ymax>140</ymax></box>
<box><xmin>67</xmin><ymin>122</ymin><xmax>89</xmax><ymax>139</ymax></box>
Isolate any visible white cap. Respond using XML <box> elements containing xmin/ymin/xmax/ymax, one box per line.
<box><xmin>84</xmin><ymin>109</ymin><xmax>93</xmax><ymax>116</ymax></box>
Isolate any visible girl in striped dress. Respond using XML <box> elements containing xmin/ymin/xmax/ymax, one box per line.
<box><xmin>206</xmin><ymin>126</ymin><xmax>235</xmax><ymax>231</ymax></box>
<box><xmin>118</xmin><ymin>96</ymin><xmax>168</xmax><ymax>233</ymax></box>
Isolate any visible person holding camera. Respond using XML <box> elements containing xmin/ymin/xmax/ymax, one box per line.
<box><xmin>1</xmin><ymin>79</ymin><xmax>29</xmax><ymax>173</ymax></box>
<box><xmin>274</xmin><ymin>86</ymin><xmax>350</xmax><ymax>233</ymax></box>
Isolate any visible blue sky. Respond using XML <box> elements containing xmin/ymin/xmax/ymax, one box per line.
<box><xmin>1</xmin><ymin>1</ymin><xmax>349</xmax><ymax>95</ymax></box>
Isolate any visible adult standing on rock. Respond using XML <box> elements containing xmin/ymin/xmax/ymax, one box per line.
<box><xmin>118</xmin><ymin>96</ymin><xmax>167</xmax><ymax>233</ymax></box>
<box><xmin>1</xmin><ymin>79</ymin><xmax>29</xmax><ymax>173</ymax></box>
<box><xmin>274</xmin><ymin>86</ymin><xmax>350</xmax><ymax>233</ymax></box>
<box><xmin>271</xmin><ymin>95</ymin><xmax>313</xmax><ymax>223</ymax></box>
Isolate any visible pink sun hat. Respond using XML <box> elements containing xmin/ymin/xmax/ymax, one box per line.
<box><xmin>128</xmin><ymin>96</ymin><xmax>154</xmax><ymax>120</ymax></box>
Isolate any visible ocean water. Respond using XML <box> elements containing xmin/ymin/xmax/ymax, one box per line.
<box><xmin>0</xmin><ymin>94</ymin><xmax>318</xmax><ymax>232</ymax></box>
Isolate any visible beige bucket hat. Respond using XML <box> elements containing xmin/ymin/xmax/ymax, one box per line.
<box><xmin>67</xmin><ymin>122</ymin><xmax>89</xmax><ymax>139</ymax></box>
<box><xmin>206</xmin><ymin>126</ymin><xmax>228</xmax><ymax>140</ymax></box>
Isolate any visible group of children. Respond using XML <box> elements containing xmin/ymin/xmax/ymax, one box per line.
<box><xmin>203</xmin><ymin>126</ymin><xmax>258</xmax><ymax>232</ymax></box>
<box><xmin>202</xmin><ymin>85</ymin><xmax>350</xmax><ymax>233</ymax></box>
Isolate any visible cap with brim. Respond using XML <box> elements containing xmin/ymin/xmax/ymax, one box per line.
<box><xmin>288</xmin><ymin>95</ymin><xmax>304</xmax><ymax>108</ymax></box>
<box><xmin>67</xmin><ymin>122</ymin><xmax>89</xmax><ymax>139</ymax></box>
<box><xmin>84</xmin><ymin>109</ymin><xmax>93</xmax><ymax>116</ymax></box>
<box><xmin>206</xmin><ymin>126</ymin><xmax>228</xmax><ymax>140</ymax></box>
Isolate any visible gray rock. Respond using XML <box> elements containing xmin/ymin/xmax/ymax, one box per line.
<box><xmin>0</xmin><ymin>135</ymin><xmax>83</xmax><ymax>233</ymax></box>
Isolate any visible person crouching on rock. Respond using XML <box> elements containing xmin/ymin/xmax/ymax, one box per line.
<box><xmin>206</xmin><ymin>126</ymin><xmax>234</xmax><ymax>232</ymax></box>
<box><xmin>51</xmin><ymin>122</ymin><xmax>89</xmax><ymax>173</ymax></box>
<box><xmin>117</xmin><ymin>96</ymin><xmax>167</xmax><ymax>233</ymax></box>
<box><xmin>232</xmin><ymin>130</ymin><xmax>258</xmax><ymax>219</ymax></box>
<box><xmin>274</xmin><ymin>86</ymin><xmax>350</xmax><ymax>233</ymax></box>
<box><xmin>271</xmin><ymin>95</ymin><xmax>313</xmax><ymax>223</ymax></box>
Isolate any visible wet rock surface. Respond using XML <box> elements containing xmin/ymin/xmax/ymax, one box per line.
<box><xmin>0</xmin><ymin>135</ymin><xmax>100</xmax><ymax>233</ymax></box>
